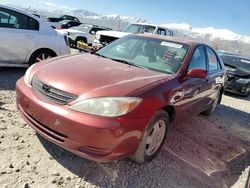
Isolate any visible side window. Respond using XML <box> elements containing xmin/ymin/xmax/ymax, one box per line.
<box><xmin>206</xmin><ymin>47</ymin><xmax>220</xmax><ymax>71</ymax></box>
<box><xmin>0</xmin><ymin>8</ymin><xmax>39</xmax><ymax>30</ymax></box>
<box><xmin>188</xmin><ymin>46</ymin><xmax>207</xmax><ymax>70</ymax></box>
<box><xmin>29</xmin><ymin>17</ymin><xmax>39</xmax><ymax>30</ymax></box>
<box><xmin>157</xmin><ymin>28</ymin><xmax>166</xmax><ymax>36</ymax></box>
<box><xmin>89</xmin><ymin>28</ymin><xmax>99</xmax><ymax>35</ymax></box>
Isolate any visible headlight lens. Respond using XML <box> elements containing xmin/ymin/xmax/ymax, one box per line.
<box><xmin>24</xmin><ymin>64</ymin><xmax>36</xmax><ymax>85</ymax></box>
<box><xmin>69</xmin><ymin>97</ymin><xmax>142</xmax><ymax>117</ymax></box>
<box><xmin>237</xmin><ymin>78</ymin><xmax>249</xmax><ymax>83</ymax></box>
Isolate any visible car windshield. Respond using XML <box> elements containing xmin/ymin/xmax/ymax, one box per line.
<box><xmin>96</xmin><ymin>35</ymin><xmax>189</xmax><ymax>74</ymax></box>
<box><xmin>59</xmin><ymin>20</ymin><xmax>71</xmax><ymax>24</ymax></box>
<box><xmin>123</xmin><ymin>24</ymin><xmax>156</xmax><ymax>34</ymax></box>
<box><xmin>73</xmin><ymin>24</ymin><xmax>92</xmax><ymax>32</ymax></box>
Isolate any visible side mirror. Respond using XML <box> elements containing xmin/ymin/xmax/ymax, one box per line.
<box><xmin>187</xmin><ymin>68</ymin><xmax>207</xmax><ymax>79</ymax></box>
<box><xmin>90</xmin><ymin>31</ymin><xmax>96</xmax><ymax>35</ymax></box>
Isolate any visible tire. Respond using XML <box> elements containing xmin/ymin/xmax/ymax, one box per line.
<box><xmin>130</xmin><ymin>110</ymin><xmax>169</xmax><ymax>164</ymax></box>
<box><xmin>29</xmin><ymin>49</ymin><xmax>56</xmax><ymax>66</ymax></box>
<box><xmin>202</xmin><ymin>91</ymin><xmax>221</xmax><ymax>116</ymax></box>
<box><xmin>75</xmin><ymin>37</ymin><xmax>87</xmax><ymax>46</ymax></box>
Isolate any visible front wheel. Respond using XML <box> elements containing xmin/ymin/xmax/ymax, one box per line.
<box><xmin>130</xmin><ymin>110</ymin><xmax>169</xmax><ymax>164</ymax></box>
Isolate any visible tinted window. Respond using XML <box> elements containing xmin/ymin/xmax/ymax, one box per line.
<box><xmin>206</xmin><ymin>47</ymin><xmax>220</xmax><ymax>71</ymax></box>
<box><xmin>123</xmin><ymin>24</ymin><xmax>156</xmax><ymax>34</ymax></box>
<box><xmin>188</xmin><ymin>46</ymin><xmax>207</xmax><ymax>70</ymax></box>
<box><xmin>157</xmin><ymin>28</ymin><xmax>166</xmax><ymax>36</ymax></box>
<box><xmin>89</xmin><ymin>28</ymin><xmax>105</xmax><ymax>35</ymax></box>
<box><xmin>0</xmin><ymin>8</ymin><xmax>39</xmax><ymax>30</ymax></box>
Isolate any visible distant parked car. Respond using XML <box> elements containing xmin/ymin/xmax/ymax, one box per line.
<box><xmin>93</xmin><ymin>23</ymin><xmax>174</xmax><ymax>48</ymax></box>
<box><xmin>0</xmin><ymin>5</ymin><xmax>71</xmax><ymax>67</ymax></box>
<box><xmin>219</xmin><ymin>53</ymin><xmax>250</xmax><ymax>97</ymax></box>
<box><xmin>49</xmin><ymin>20</ymin><xmax>82</xmax><ymax>30</ymax></box>
<box><xmin>59</xmin><ymin>24</ymin><xmax>112</xmax><ymax>48</ymax></box>
<box><xmin>47</xmin><ymin>15</ymin><xmax>80</xmax><ymax>23</ymax></box>
<box><xmin>16</xmin><ymin>35</ymin><xmax>226</xmax><ymax>163</ymax></box>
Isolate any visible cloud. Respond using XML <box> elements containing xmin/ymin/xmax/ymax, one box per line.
<box><xmin>39</xmin><ymin>1</ymin><xmax>56</xmax><ymax>7</ymax></box>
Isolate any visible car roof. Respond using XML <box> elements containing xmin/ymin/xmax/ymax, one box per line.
<box><xmin>0</xmin><ymin>4</ymin><xmax>40</xmax><ymax>21</ymax></box>
<box><xmin>135</xmin><ymin>34</ymin><xmax>199</xmax><ymax>46</ymax></box>
<box><xmin>129</xmin><ymin>23</ymin><xmax>173</xmax><ymax>30</ymax></box>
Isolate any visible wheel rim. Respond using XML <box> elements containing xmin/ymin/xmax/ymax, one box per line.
<box><xmin>35</xmin><ymin>53</ymin><xmax>51</xmax><ymax>63</ymax></box>
<box><xmin>145</xmin><ymin>120</ymin><xmax>166</xmax><ymax>156</ymax></box>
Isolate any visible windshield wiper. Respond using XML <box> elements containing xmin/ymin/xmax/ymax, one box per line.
<box><xmin>108</xmin><ymin>57</ymin><xmax>148</xmax><ymax>69</ymax></box>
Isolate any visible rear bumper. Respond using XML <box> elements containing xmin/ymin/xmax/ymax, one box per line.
<box><xmin>16</xmin><ymin>78</ymin><xmax>150</xmax><ymax>162</ymax></box>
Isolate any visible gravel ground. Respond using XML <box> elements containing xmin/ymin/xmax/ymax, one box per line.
<box><xmin>0</xmin><ymin>67</ymin><xmax>249</xmax><ymax>188</ymax></box>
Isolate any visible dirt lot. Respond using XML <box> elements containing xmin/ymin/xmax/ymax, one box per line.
<box><xmin>0</xmin><ymin>67</ymin><xmax>249</xmax><ymax>188</ymax></box>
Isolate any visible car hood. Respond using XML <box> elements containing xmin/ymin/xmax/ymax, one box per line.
<box><xmin>97</xmin><ymin>30</ymin><xmax>130</xmax><ymax>38</ymax></box>
<box><xmin>61</xmin><ymin>28</ymin><xmax>85</xmax><ymax>34</ymax></box>
<box><xmin>227</xmin><ymin>66</ymin><xmax>250</xmax><ymax>78</ymax></box>
<box><xmin>33</xmin><ymin>54</ymin><xmax>168</xmax><ymax>100</ymax></box>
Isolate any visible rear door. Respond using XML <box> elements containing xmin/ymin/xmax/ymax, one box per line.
<box><xmin>0</xmin><ymin>7</ymin><xmax>40</xmax><ymax>65</ymax></box>
<box><xmin>204</xmin><ymin>46</ymin><xmax>224</xmax><ymax>105</ymax></box>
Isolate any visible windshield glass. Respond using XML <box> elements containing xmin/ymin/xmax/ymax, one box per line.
<box><xmin>123</xmin><ymin>24</ymin><xmax>156</xmax><ymax>34</ymax></box>
<box><xmin>96</xmin><ymin>35</ymin><xmax>189</xmax><ymax>74</ymax></box>
<box><xmin>59</xmin><ymin>20</ymin><xmax>71</xmax><ymax>24</ymax></box>
<box><xmin>73</xmin><ymin>24</ymin><xmax>92</xmax><ymax>32</ymax></box>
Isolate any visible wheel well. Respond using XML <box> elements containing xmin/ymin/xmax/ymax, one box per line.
<box><xmin>162</xmin><ymin>105</ymin><xmax>175</xmax><ymax>123</ymax></box>
<box><xmin>75</xmin><ymin>36</ymin><xmax>87</xmax><ymax>44</ymax></box>
<box><xmin>29</xmin><ymin>48</ymin><xmax>57</xmax><ymax>64</ymax></box>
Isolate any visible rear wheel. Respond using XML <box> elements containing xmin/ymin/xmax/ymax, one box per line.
<box><xmin>29</xmin><ymin>50</ymin><xmax>56</xmax><ymax>65</ymax></box>
<box><xmin>130</xmin><ymin>110</ymin><xmax>169</xmax><ymax>164</ymax></box>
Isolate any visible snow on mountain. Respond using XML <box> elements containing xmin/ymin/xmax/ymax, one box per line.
<box><xmin>162</xmin><ymin>23</ymin><xmax>250</xmax><ymax>44</ymax></box>
<box><xmin>10</xmin><ymin>4</ymin><xmax>148</xmax><ymax>30</ymax></box>
<box><xmin>8</xmin><ymin>3</ymin><xmax>250</xmax><ymax>56</ymax></box>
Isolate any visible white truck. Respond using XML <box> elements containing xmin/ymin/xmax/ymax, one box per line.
<box><xmin>57</xmin><ymin>24</ymin><xmax>111</xmax><ymax>48</ymax></box>
<box><xmin>93</xmin><ymin>23</ymin><xmax>174</xmax><ymax>48</ymax></box>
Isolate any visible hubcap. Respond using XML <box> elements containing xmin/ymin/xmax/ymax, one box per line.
<box><xmin>35</xmin><ymin>53</ymin><xmax>51</xmax><ymax>63</ymax></box>
<box><xmin>145</xmin><ymin>120</ymin><xmax>166</xmax><ymax>156</ymax></box>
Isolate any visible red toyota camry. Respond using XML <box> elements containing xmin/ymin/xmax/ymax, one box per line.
<box><xmin>16</xmin><ymin>35</ymin><xmax>226</xmax><ymax>163</ymax></box>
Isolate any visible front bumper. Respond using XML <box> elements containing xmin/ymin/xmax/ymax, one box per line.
<box><xmin>16</xmin><ymin>78</ymin><xmax>150</xmax><ymax>162</ymax></box>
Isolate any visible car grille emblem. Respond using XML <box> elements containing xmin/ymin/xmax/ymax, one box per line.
<box><xmin>42</xmin><ymin>84</ymin><xmax>50</xmax><ymax>93</ymax></box>
<box><xmin>54</xmin><ymin>119</ymin><xmax>61</xmax><ymax>126</ymax></box>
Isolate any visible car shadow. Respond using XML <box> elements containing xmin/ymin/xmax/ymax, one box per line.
<box><xmin>0</xmin><ymin>67</ymin><xmax>26</xmax><ymax>91</ymax></box>
<box><xmin>37</xmin><ymin>104</ymin><xmax>250</xmax><ymax>188</ymax></box>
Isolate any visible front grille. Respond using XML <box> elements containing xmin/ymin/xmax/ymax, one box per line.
<box><xmin>99</xmin><ymin>35</ymin><xmax>118</xmax><ymax>45</ymax></box>
<box><xmin>32</xmin><ymin>77</ymin><xmax>78</xmax><ymax>105</ymax></box>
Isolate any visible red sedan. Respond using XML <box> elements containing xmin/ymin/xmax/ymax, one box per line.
<box><xmin>16</xmin><ymin>35</ymin><xmax>226</xmax><ymax>163</ymax></box>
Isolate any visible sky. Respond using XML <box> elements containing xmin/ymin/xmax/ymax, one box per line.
<box><xmin>1</xmin><ymin>0</ymin><xmax>250</xmax><ymax>36</ymax></box>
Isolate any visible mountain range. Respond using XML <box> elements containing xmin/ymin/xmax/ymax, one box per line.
<box><xmin>10</xmin><ymin>4</ymin><xmax>250</xmax><ymax>57</ymax></box>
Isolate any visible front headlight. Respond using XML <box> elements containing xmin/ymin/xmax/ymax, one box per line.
<box><xmin>24</xmin><ymin>64</ymin><xmax>36</xmax><ymax>85</ymax></box>
<box><xmin>237</xmin><ymin>78</ymin><xmax>249</xmax><ymax>84</ymax></box>
<box><xmin>69</xmin><ymin>97</ymin><xmax>142</xmax><ymax>117</ymax></box>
